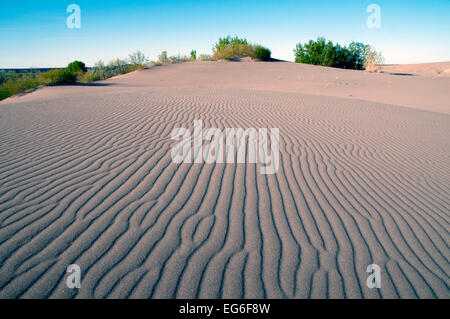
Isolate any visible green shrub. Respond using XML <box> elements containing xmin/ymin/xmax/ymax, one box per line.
<box><xmin>0</xmin><ymin>87</ymin><xmax>9</xmax><ymax>100</ymax></box>
<box><xmin>0</xmin><ymin>74</ymin><xmax>42</xmax><ymax>100</ymax></box>
<box><xmin>213</xmin><ymin>36</ymin><xmax>252</xmax><ymax>60</ymax></box>
<box><xmin>347</xmin><ymin>42</ymin><xmax>366</xmax><ymax>70</ymax></box>
<box><xmin>167</xmin><ymin>54</ymin><xmax>190</xmax><ymax>63</ymax></box>
<box><xmin>156</xmin><ymin>51</ymin><xmax>192</xmax><ymax>64</ymax></box>
<box><xmin>294</xmin><ymin>37</ymin><xmax>339</xmax><ymax>66</ymax></box>
<box><xmin>92</xmin><ymin>60</ymin><xmax>108</xmax><ymax>79</ymax></box>
<box><xmin>128</xmin><ymin>51</ymin><xmax>148</xmax><ymax>66</ymax></box>
<box><xmin>294</xmin><ymin>37</ymin><xmax>383</xmax><ymax>70</ymax></box>
<box><xmin>79</xmin><ymin>70</ymin><xmax>101</xmax><ymax>83</ymax></box>
<box><xmin>123</xmin><ymin>64</ymin><xmax>144</xmax><ymax>73</ymax></box>
<box><xmin>108</xmin><ymin>58</ymin><xmax>128</xmax><ymax>73</ymax></box>
<box><xmin>93</xmin><ymin>53</ymin><xmax>150</xmax><ymax>80</ymax></box>
<box><xmin>363</xmin><ymin>46</ymin><xmax>384</xmax><ymax>72</ymax></box>
<box><xmin>212</xmin><ymin>36</ymin><xmax>271</xmax><ymax>61</ymax></box>
<box><xmin>0</xmin><ymin>71</ymin><xmax>18</xmax><ymax>85</ymax></box>
<box><xmin>214</xmin><ymin>44</ymin><xmax>253</xmax><ymax>60</ymax></box>
<box><xmin>1</xmin><ymin>78</ymin><xmax>32</xmax><ymax>95</ymax></box>
<box><xmin>0</xmin><ymin>68</ymin><xmax>78</xmax><ymax>101</ymax></box>
<box><xmin>40</xmin><ymin>69</ymin><xmax>77</xmax><ymax>85</ymax></box>
<box><xmin>158</xmin><ymin>51</ymin><xmax>168</xmax><ymax>63</ymax></box>
<box><xmin>252</xmin><ymin>45</ymin><xmax>271</xmax><ymax>61</ymax></box>
<box><xmin>67</xmin><ymin>60</ymin><xmax>87</xmax><ymax>73</ymax></box>
<box><xmin>214</xmin><ymin>36</ymin><xmax>249</xmax><ymax>52</ymax></box>
<box><xmin>1</xmin><ymin>50</ymin><xmax>178</xmax><ymax>101</ymax></box>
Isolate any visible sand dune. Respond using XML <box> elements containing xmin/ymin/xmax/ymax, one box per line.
<box><xmin>380</xmin><ymin>61</ymin><xmax>450</xmax><ymax>77</ymax></box>
<box><xmin>0</xmin><ymin>61</ymin><xmax>449</xmax><ymax>299</ymax></box>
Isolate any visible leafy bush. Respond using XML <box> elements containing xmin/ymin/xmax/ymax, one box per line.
<box><xmin>91</xmin><ymin>60</ymin><xmax>109</xmax><ymax>79</ymax></box>
<box><xmin>214</xmin><ymin>36</ymin><xmax>249</xmax><ymax>52</ymax></box>
<box><xmin>294</xmin><ymin>37</ymin><xmax>383</xmax><ymax>70</ymax></box>
<box><xmin>40</xmin><ymin>69</ymin><xmax>77</xmax><ymax>85</ymax></box>
<box><xmin>0</xmin><ymin>87</ymin><xmax>9</xmax><ymax>100</ymax></box>
<box><xmin>79</xmin><ymin>70</ymin><xmax>101</xmax><ymax>83</ymax></box>
<box><xmin>0</xmin><ymin>71</ymin><xmax>18</xmax><ymax>85</ymax></box>
<box><xmin>158</xmin><ymin>51</ymin><xmax>168</xmax><ymax>63</ymax></box>
<box><xmin>108</xmin><ymin>58</ymin><xmax>128</xmax><ymax>73</ymax></box>
<box><xmin>156</xmin><ymin>51</ymin><xmax>191</xmax><ymax>64</ymax></box>
<box><xmin>170</xmin><ymin>54</ymin><xmax>191</xmax><ymax>63</ymax></box>
<box><xmin>363</xmin><ymin>47</ymin><xmax>384</xmax><ymax>72</ymax></box>
<box><xmin>347</xmin><ymin>42</ymin><xmax>366</xmax><ymax>70</ymax></box>
<box><xmin>0</xmin><ymin>51</ymin><xmax>157</xmax><ymax>101</ymax></box>
<box><xmin>0</xmin><ymin>68</ymin><xmax>78</xmax><ymax>100</ymax></box>
<box><xmin>252</xmin><ymin>45</ymin><xmax>271</xmax><ymax>61</ymax></box>
<box><xmin>213</xmin><ymin>36</ymin><xmax>252</xmax><ymax>60</ymax></box>
<box><xmin>212</xmin><ymin>36</ymin><xmax>271</xmax><ymax>61</ymax></box>
<box><xmin>128</xmin><ymin>51</ymin><xmax>148</xmax><ymax>66</ymax></box>
<box><xmin>67</xmin><ymin>60</ymin><xmax>87</xmax><ymax>73</ymax></box>
<box><xmin>0</xmin><ymin>75</ymin><xmax>42</xmax><ymax>99</ymax></box>
<box><xmin>0</xmin><ymin>69</ymin><xmax>84</xmax><ymax>100</ymax></box>
<box><xmin>294</xmin><ymin>37</ymin><xmax>343</xmax><ymax>67</ymax></box>
<box><xmin>214</xmin><ymin>44</ymin><xmax>253</xmax><ymax>60</ymax></box>
<box><xmin>123</xmin><ymin>64</ymin><xmax>144</xmax><ymax>73</ymax></box>
<box><xmin>86</xmin><ymin>53</ymin><xmax>149</xmax><ymax>82</ymax></box>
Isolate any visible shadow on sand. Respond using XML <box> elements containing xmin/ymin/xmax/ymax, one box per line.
<box><xmin>225</xmin><ymin>57</ymin><xmax>287</xmax><ymax>62</ymax></box>
<box><xmin>56</xmin><ymin>82</ymin><xmax>116</xmax><ymax>87</ymax></box>
<box><xmin>389</xmin><ymin>72</ymin><xmax>416</xmax><ymax>76</ymax></box>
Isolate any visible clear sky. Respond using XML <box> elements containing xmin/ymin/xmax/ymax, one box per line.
<box><xmin>1</xmin><ymin>0</ymin><xmax>449</xmax><ymax>68</ymax></box>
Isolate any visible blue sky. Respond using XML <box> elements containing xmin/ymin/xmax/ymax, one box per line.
<box><xmin>1</xmin><ymin>0</ymin><xmax>449</xmax><ymax>68</ymax></box>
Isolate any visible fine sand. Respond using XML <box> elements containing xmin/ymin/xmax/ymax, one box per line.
<box><xmin>0</xmin><ymin>61</ymin><xmax>449</xmax><ymax>298</ymax></box>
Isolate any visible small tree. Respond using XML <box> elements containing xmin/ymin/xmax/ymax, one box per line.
<box><xmin>67</xmin><ymin>60</ymin><xmax>87</xmax><ymax>73</ymax></box>
<box><xmin>363</xmin><ymin>46</ymin><xmax>384</xmax><ymax>72</ymax></box>
<box><xmin>252</xmin><ymin>45</ymin><xmax>271</xmax><ymax>61</ymax></box>
<box><xmin>214</xmin><ymin>36</ymin><xmax>249</xmax><ymax>53</ymax></box>
<box><xmin>190</xmin><ymin>50</ymin><xmax>197</xmax><ymax>60</ymax></box>
<box><xmin>294</xmin><ymin>37</ymin><xmax>383</xmax><ymax>70</ymax></box>
<box><xmin>158</xmin><ymin>51</ymin><xmax>168</xmax><ymax>63</ymax></box>
<box><xmin>93</xmin><ymin>60</ymin><xmax>107</xmax><ymax>79</ymax></box>
<box><xmin>212</xmin><ymin>36</ymin><xmax>271</xmax><ymax>61</ymax></box>
<box><xmin>348</xmin><ymin>42</ymin><xmax>366</xmax><ymax>70</ymax></box>
<box><xmin>129</xmin><ymin>51</ymin><xmax>148</xmax><ymax>66</ymax></box>
<box><xmin>108</xmin><ymin>58</ymin><xmax>127</xmax><ymax>73</ymax></box>
<box><xmin>41</xmin><ymin>69</ymin><xmax>77</xmax><ymax>85</ymax></box>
